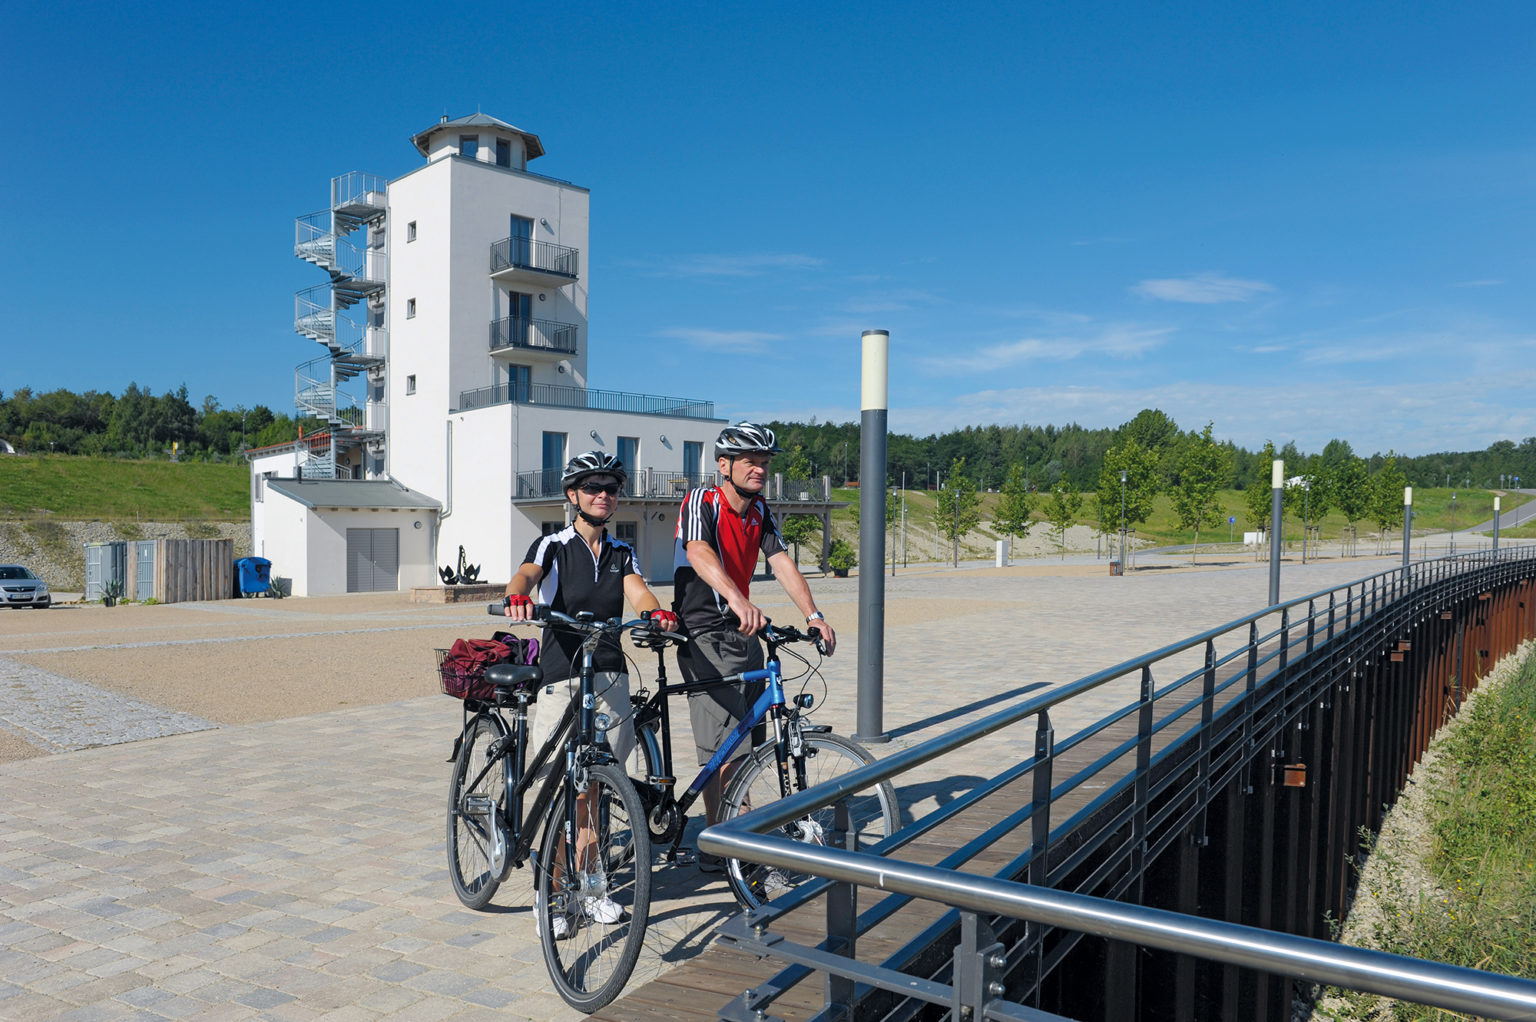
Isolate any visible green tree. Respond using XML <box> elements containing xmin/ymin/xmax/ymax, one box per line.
<box><xmin>935</xmin><ymin>458</ymin><xmax>981</xmax><ymax>566</ymax></box>
<box><xmin>1171</xmin><ymin>422</ymin><xmax>1231</xmax><ymax>563</ymax></box>
<box><xmin>1332</xmin><ymin>456</ymin><xmax>1373</xmax><ymax>550</ymax></box>
<box><xmin>993</xmin><ymin>463</ymin><xmax>1035</xmax><ymax>542</ymax></box>
<box><xmin>1373</xmin><ymin>453</ymin><xmax>1408</xmax><ymax>549</ymax></box>
<box><xmin>1098</xmin><ymin>438</ymin><xmax>1160</xmax><ymax>554</ymax></box>
<box><xmin>1245</xmin><ymin>440</ymin><xmax>1280</xmax><ymax>537</ymax></box>
<box><xmin>779</xmin><ymin>513</ymin><xmax>818</xmax><ymax>566</ymax></box>
<box><xmin>1044</xmin><ymin>480</ymin><xmax>1083</xmax><ymax>559</ymax></box>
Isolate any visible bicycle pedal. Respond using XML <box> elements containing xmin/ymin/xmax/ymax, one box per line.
<box><xmin>646</xmin><ymin>775</ymin><xmax>676</xmax><ymax>787</ymax></box>
<box><xmin>669</xmin><ymin>848</ymin><xmax>698</xmax><ymax>866</ymax></box>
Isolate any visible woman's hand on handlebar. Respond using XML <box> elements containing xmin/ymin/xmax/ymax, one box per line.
<box><xmin>643</xmin><ymin>609</ymin><xmax>679</xmax><ymax>632</ymax></box>
<box><xmin>502</xmin><ymin>593</ymin><xmax>535</xmax><ymax>622</ymax></box>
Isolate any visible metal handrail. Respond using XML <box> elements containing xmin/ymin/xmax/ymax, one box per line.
<box><xmin>488</xmin><ymin>315</ymin><xmax>579</xmax><ymax>355</ymax></box>
<box><xmin>702</xmin><ymin>548</ymin><xmax>1536</xmax><ymax>1020</ymax></box>
<box><xmin>488</xmin><ymin>235</ymin><xmax>579</xmax><ymax>279</ymax></box>
<box><xmin>456</xmin><ymin>381</ymin><xmax>716</xmax><ymax>419</ymax></box>
<box><xmin>330</xmin><ymin>171</ymin><xmax>387</xmax><ymax>212</ymax></box>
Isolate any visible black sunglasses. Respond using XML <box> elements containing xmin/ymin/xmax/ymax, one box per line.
<box><xmin>579</xmin><ymin>481</ymin><xmax>621</xmax><ymax>495</ymax></box>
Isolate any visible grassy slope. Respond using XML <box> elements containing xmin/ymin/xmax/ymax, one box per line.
<box><xmin>0</xmin><ymin>455</ymin><xmax>249</xmax><ymax>520</ymax></box>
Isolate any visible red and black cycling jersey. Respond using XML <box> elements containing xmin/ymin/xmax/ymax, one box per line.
<box><xmin>671</xmin><ymin>486</ymin><xmax>787</xmax><ymax>634</ymax></box>
<box><xmin>522</xmin><ymin>525</ymin><xmax>639</xmax><ymax>680</ymax></box>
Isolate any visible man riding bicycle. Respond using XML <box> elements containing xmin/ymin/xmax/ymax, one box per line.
<box><xmin>671</xmin><ymin>422</ymin><xmax>836</xmax><ymax>869</ymax></box>
<box><xmin>503</xmin><ymin>450</ymin><xmax>678</xmax><ymax>935</ymax></box>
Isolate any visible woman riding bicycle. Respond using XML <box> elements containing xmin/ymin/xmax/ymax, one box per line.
<box><xmin>502</xmin><ymin>450</ymin><xmax>678</xmax><ymax>935</ymax></box>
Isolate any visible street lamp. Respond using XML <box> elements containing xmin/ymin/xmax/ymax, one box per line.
<box><xmin>1301</xmin><ymin>478</ymin><xmax>1311</xmax><ymax>564</ymax></box>
<box><xmin>1450</xmin><ymin>492</ymin><xmax>1457</xmax><ymax>554</ymax></box>
<box><xmin>1119</xmin><ymin>469</ymin><xmax>1127</xmax><ymax>569</ymax></box>
<box><xmin>842</xmin><ymin>442</ymin><xmax>849</xmax><ymax>486</ymax></box>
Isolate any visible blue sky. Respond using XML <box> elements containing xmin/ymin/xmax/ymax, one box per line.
<box><xmin>4</xmin><ymin>1</ymin><xmax>1534</xmax><ymax>456</ymax></box>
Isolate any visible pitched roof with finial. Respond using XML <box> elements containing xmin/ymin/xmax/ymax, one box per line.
<box><xmin>411</xmin><ymin>113</ymin><xmax>544</xmax><ymax>160</ymax></box>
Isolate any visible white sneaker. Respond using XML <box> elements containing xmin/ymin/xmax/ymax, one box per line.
<box><xmin>581</xmin><ymin>896</ymin><xmax>625</xmax><ymax>925</ymax></box>
<box><xmin>534</xmin><ymin>895</ymin><xmax>572</xmax><ymax>940</ymax></box>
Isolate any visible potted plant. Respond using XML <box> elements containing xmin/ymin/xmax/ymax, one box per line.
<box><xmin>102</xmin><ymin>579</ymin><xmax>124</xmax><ymax>607</ymax></box>
<box><xmin>827</xmin><ymin>539</ymin><xmax>857</xmax><ymax>578</ymax></box>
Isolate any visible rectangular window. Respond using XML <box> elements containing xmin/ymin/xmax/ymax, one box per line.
<box><xmin>459</xmin><ymin>134</ymin><xmax>478</xmax><ymax>158</ymax></box>
<box><xmin>684</xmin><ymin>441</ymin><xmax>704</xmax><ymax>485</ymax></box>
<box><xmin>506</xmin><ymin>364</ymin><xmax>531</xmax><ymax>402</ymax></box>
<box><xmin>541</xmin><ymin>522</ymin><xmax>564</xmax><ymax>536</ymax></box>
<box><xmin>406</xmin><ymin>375</ymin><xmax>416</xmax><ymax>395</ymax></box>
<box><xmin>406</xmin><ymin>298</ymin><xmax>416</xmax><ymax>319</ymax></box>
<box><xmin>407</xmin><ymin>221</ymin><xmax>417</xmax><ymax>242</ymax></box>
<box><xmin>542</xmin><ymin>431</ymin><xmax>567</xmax><ymax>494</ymax></box>
<box><xmin>495</xmin><ymin>138</ymin><xmax>511</xmax><ymax>167</ymax></box>
<box><xmin>509</xmin><ymin>215</ymin><xmax>533</xmax><ymax>267</ymax></box>
<box><xmin>617</xmin><ymin>436</ymin><xmax>640</xmax><ymax>485</ymax></box>
<box><xmin>614</xmin><ymin>520</ymin><xmax>637</xmax><ymax>549</ymax></box>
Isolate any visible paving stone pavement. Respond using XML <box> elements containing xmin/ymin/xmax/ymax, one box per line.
<box><xmin>0</xmin><ymin>550</ymin><xmax>1445</xmax><ymax>1020</ymax></box>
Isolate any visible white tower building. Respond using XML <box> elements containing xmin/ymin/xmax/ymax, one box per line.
<box><xmin>250</xmin><ymin>114</ymin><xmax>832</xmax><ymax>598</ymax></box>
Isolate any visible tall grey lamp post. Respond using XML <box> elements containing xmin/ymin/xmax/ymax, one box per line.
<box><xmin>1269</xmin><ymin>459</ymin><xmax>1283</xmax><ymax>606</ymax></box>
<box><xmin>1450</xmin><ymin>492</ymin><xmax>1457</xmax><ymax>554</ymax></box>
<box><xmin>1119</xmin><ymin>470</ymin><xmax>1127</xmax><ymax>570</ymax></box>
<box><xmin>1403</xmin><ymin>486</ymin><xmax>1412</xmax><ymax>568</ymax></box>
<box><xmin>855</xmin><ymin>330</ymin><xmax>889</xmax><ymax>744</ymax></box>
<box><xmin>1493</xmin><ymin>495</ymin><xmax>1501</xmax><ymax>553</ymax></box>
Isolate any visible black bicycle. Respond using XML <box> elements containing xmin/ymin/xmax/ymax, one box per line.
<box><xmin>442</xmin><ymin>606</ymin><xmax>654</xmax><ymax>1013</ymax></box>
<box><xmin>626</xmin><ymin>621</ymin><xmax>900</xmax><ymax>910</ymax></box>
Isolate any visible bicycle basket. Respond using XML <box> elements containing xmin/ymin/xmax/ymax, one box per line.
<box><xmin>435</xmin><ymin>636</ymin><xmax>539</xmax><ymax>701</ymax></box>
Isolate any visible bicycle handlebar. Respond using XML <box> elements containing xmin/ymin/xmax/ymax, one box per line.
<box><xmin>486</xmin><ymin>603</ymin><xmax>686</xmax><ymax>647</ymax></box>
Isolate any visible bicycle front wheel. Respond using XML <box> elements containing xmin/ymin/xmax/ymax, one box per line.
<box><xmin>535</xmin><ymin>762</ymin><xmax>652</xmax><ymax>1013</ymax></box>
<box><xmin>719</xmin><ymin>731</ymin><xmax>899</xmax><ymax>910</ymax></box>
<box><xmin>446</xmin><ymin>715</ymin><xmax>512</xmax><ymax>910</ymax></box>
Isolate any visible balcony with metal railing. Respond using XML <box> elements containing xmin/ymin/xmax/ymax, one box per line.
<box><xmin>455</xmin><ymin>381</ymin><xmax>715</xmax><ymax>419</ymax></box>
<box><xmin>513</xmin><ymin>467</ymin><xmax>721</xmax><ymax>501</ymax></box>
<box><xmin>488</xmin><ymin>235</ymin><xmax>579</xmax><ymax>288</ymax></box>
<box><xmin>488</xmin><ymin>315</ymin><xmax>579</xmax><ymax>357</ymax></box>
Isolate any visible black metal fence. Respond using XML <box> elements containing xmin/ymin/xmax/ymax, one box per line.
<box><xmin>488</xmin><ymin>316</ymin><xmax>579</xmax><ymax>355</ymax></box>
<box><xmin>704</xmin><ymin>550</ymin><xmax>1536</xmax><ymax>1021</ymax></box>
<box><xmin>488</xmin><ymin>236</ymin><xmax>579</xmax><ymax>279</ymax></box>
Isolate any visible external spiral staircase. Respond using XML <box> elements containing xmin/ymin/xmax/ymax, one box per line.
<box><xmin>290</xmin><ymin>172</ymin><xmax>388</xmax><ymax>479</ymax></box>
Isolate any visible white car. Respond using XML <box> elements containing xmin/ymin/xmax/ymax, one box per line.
<box><xmin>0</xmin><ymin>565</ymin><xmax>51</xmax><ymax>608</ymax></box>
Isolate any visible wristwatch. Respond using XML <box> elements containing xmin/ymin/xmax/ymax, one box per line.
<box><xmin>807</xmin><ymin>611</ymin><xmax>825</xmax><ymax>623</ymax></box>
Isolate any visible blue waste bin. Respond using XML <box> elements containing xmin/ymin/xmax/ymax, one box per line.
<box><xmin>236</xmin><ymin>557</ymin><xmax>272</xmax><ymax>597</ymax></box>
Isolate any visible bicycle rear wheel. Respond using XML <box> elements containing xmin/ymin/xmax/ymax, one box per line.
<box><xmin>446</xmin><ymin>715</ymin><xmax>512</xmax><ymax>909</ymax></box>
<box><xmin>535</xmin><ymin>762</ymin><xmax>652</xmax><ymax>1013</ymax></box>
<box><xmin>719</xmin><ymin>731</ymin><xmax>899</xmax><ymax>910</ymax></box>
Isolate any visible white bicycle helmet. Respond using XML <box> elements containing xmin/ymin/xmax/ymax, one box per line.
<box><xmin>714</xmin><ymin>422</ymin><xmax>783</xmax><ymax>460</ymax></box>
<box><xmin>561</xmin><ymin>451</ymin><xmax>628</xmax><ymax>490</ymax></box>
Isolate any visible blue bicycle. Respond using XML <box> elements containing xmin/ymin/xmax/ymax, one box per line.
<box><xmin>627</xmin><ymin>621</ymin><xmax>899</xmax><ymax>910</ymax></box>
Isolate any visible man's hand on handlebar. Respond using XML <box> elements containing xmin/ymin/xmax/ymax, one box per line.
<box><xmin>808</xmin><ymin>620</ymin><xmax>836</xmax><ymax>656</ymax></box>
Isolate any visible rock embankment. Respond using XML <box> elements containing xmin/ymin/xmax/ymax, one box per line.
<box><xmin>0</xmin><ymin>520</ymin><xmax>251</xmax><ymax>593</ymax></box>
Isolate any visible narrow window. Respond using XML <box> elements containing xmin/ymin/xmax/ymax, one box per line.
<box><xmin>407</xmin><ymin>221</ymin><xmax>417</xmax><ymax>242</ymax></box>
<box><xmin>406</xmin><ymin>375</ymin><xmax>416</xmax><ymax>396</ymax></box>
<box><xmin>495</xmin><ymin>138</ymin><xmax>512</xmax><ymax>167</ymax></box>
<box><xmin>459</xmin><ymin>135</ymin><xmax>478</xmax><ymax>158</ymax></box>
<box><xmin>406</xmin><ymin>298</ymin><xmax>416</xmax><ymax>319</ymax></box>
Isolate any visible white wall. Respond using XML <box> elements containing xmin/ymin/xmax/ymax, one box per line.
<box><xmin>261</xmin><ymin>492</ymin><xmax>436</xmax><ymax>598</ymax></box>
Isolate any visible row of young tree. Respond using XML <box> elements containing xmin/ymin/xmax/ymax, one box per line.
<box><xmin>769</xmin><ymin>410</ymin><xmax>1536</xmax><ymax>496</ymax></box>
<box><xmin>795</xmin><ymin>423</ymin><xmax>1429</xmax><ymax>567</ymax></box>
<box><xmin>0</xmin><ymin>385</ymin><xmax>324</xmax><ymax>461</ymax></box>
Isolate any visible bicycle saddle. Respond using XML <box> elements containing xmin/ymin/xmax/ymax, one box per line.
<box><xmin>484</xmin><ymin>663</ymin><xmax>543</xmax><ymax>692</ymax></box>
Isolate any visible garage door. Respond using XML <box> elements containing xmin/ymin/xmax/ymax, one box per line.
<box><xmin>346</xmin><ymin>528</ymin><xmax>399</xmax><ymax>593</ymax></box>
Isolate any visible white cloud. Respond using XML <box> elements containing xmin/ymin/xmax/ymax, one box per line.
<box><xmin>654</xmin><ymin>328</ymin><xmax>782</xmax><ymax>352</ymax></box>
<box><xmin>635</xmin><ymin>253</ymin><xmax>824</xmax><ymax>278</ymax></box>
<box><xmin>926</xmin><ymin>325</ymin><xmax>1172</xmax><ymax>374</ymax></box>
<box><xmin>1133</xmin><ymin>272</ymin><xmax>1276</xmax><ymax>304</ymax></box>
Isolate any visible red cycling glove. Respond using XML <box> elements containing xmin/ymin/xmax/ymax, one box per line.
<box><xmin>646</xmin><ymin>609</ymin><xmax>678</xmax><ymax>629</ymax></box>
<box><xmin>503</xmin><ymin>594</ymin><xmax>533</xmax><ymax>612</ymax></box>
